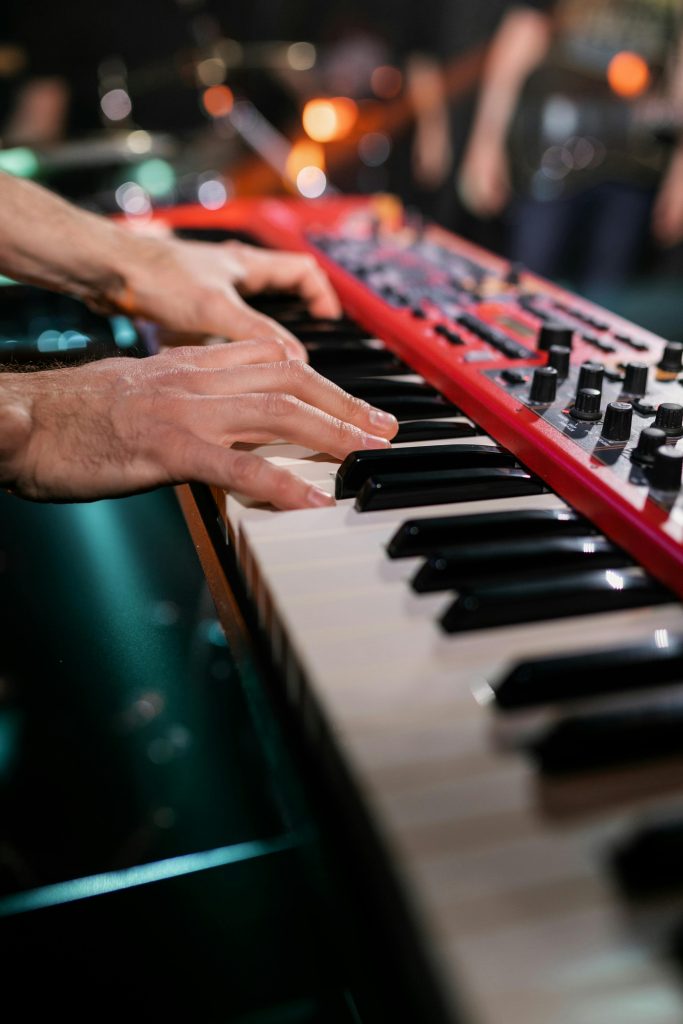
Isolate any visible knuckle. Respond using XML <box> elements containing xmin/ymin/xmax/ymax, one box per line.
<box><xmin>263</xmin><ymin>391</ymin><xmax>300</xmax><ymax>419</ymax></box>
<box><xmin>227</xmin><ymin>450</ymin><xmax>261</xmax><ymax>490</ymax></box>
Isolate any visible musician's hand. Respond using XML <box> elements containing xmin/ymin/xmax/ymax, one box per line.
<box><xmin>0</xmin><ymin>340</ymin><xmax>397</xmax><ymax>507</ymax></box>
<box><xmin>105</xmin><ymin>235</ymin><xmax>343</xmax><ymax>361</ymax></box>
<box><xmin>458</xmin><ymin>140</ymin><xmax>511</xmax><ymax>218</ymax></box>
<box><xmin>652</xmin><ymin>152</ymin><xmax>683</xmax><ymax>248</ymax></box>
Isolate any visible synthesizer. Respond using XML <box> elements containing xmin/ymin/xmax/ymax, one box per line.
<box><xmin>157</xmin><ymin>197</ymin><xmax>683</xmax><ymax>1024</ymax></box>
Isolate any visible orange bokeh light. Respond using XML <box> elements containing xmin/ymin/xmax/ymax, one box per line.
<box><xmin>285</xmin><ymin>140</ymin><xmax>325</xmax><ymax>184</ymax></box>
<box><xmin>202</xmin><ymin>84</ymin><xmax>234</xmax><ymax>118</ymax></box>
<box><xmin>302</xmin><ymin>97</ymin><xmax>358</xmax><ymax>143</ymax></box>
<box><xmin>607</xmin><ymin>51</ymin><xmax>651</xmax><ymax>99</ymax></box>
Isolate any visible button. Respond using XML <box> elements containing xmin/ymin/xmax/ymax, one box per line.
<box><xmin>654</xmin><ymin>402</ymin><xmax>683</xmax><ymax>437</ymax></box>
<box><xmin>601</xmin><ymin>402</ymin><xmax>633</xmax><ymax>442</ymax></box>
<box><xmin>622</xmin><ymin>362</ymin><xmax>649</xmax><ymax>396</ymax></box>
<box><xmin>538</xmin><ymin>322</ymin><xmax>573</xmax><ymax>351</ymax></box>
<box><xmin>577</xmin><ymin>361</ymin><xmax>605</xmax><ymax>393</ymax></box>
<box><xmin>529</xmin><ymin>366</ymin><xmax>558</xmax><ymax>404</ymax></box>
<box><xmin>501</xmin><ymin>369</ymin><xmax>528</xmax><ymax>385</ymax></box>
<box><xmin>631</xmin><ymin>427</ymin><xmax>666</xmax><ymax>466</ymax></box>
<box><xmin>570</xmin><ymin>387</ymin><xmax>602</xmax><ymax>422</ymax></box>
<box><xmin>650</xmin><ymin>446</ymin><xmax>683</xmax><ymax>491</ymax></box>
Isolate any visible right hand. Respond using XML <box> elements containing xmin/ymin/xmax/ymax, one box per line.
<box><xmin>458</xmin><ymin>139</ymin><xmax>511</xmax><ymax>218</ymax></box>
<box><xmin>0</xmin><ymin>339</ymin><xmax>397</xmax><ymax>507</ymax></box>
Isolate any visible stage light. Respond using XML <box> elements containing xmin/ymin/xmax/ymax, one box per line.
<box><xmin>302</xmin><ymin>97</ymin><xmax>357</xmax><ymax>143</ymax></box>
<box><xmin>371</xmin><ymin>65</ymin><xmax>402</xmax><ymax>99</ymax></box>
<box><xmin>198</xmin><ymin>177</ymin><xmax>228</xmax><ymax>210</ymax></box>
<box><xmin>607</xmin><ymin>51</ymin><xmax>651</xmax><ymax>98</ymax></box>
<box><xmin>202</xmin><ymin>84</ymin><xmax>234</xmax><ymax>118</ymax></box>
<box><xmin>100</xmin><ymin>88</ymin><xmax>132</xmax><ymax>121</ymax></box>
<box><xmin>296</xmin><ymin>166</ymin><xmax>327</xmax><ymax>198</ymax></box>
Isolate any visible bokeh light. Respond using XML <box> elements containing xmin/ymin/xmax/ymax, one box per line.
<box><xmin>287</xmin><ymin>41</ymin><xmax>316</xmax><ymax>71</ymax></box>
<box><xmin>302</xmin><ymin>97</ymin><xmax>358</xmax><ymax>142</ymax></box>
<box><xmin>607</xmin><ymin>51</ymin><xmax>651</xmax><ymax>98</ymax></box>
<box><xmin>285</xmin><ymin>140</ymin><xmax>325</xmax><ymax>183</ymax></box>
<box><xmin>296</xmin><ymin>166</ymin><xmax>327</xmax><ymax>198</ymax></box>
<box><xmin>358</xmin><ymin>132</ymin><xmax>392</xmax><ymax>167</ymax></box>
<box><xmin>370</xmin><ymin>65</ymin><xmax>403</xmax><ymax>99</ymax></box>
<box><xmin>100</xmin><ymin>88</ymin><xmax>132</xmax><ymax>121</ymax></box>
<box><xmin>202</xmin><ymin>84</ymin><xmax>234</xmax><ymax>118</ymax></box>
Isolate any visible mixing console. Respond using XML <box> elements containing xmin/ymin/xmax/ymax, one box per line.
<box><xmin>160</xmin><ymin>196</ymin><xmax>683</xmax><ymax>601</ymax></box>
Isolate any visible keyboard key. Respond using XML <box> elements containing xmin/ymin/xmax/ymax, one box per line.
<box><xmin>356</xmin><ymin>467</ymin><xmax>547</xmax><ymax>512</ymax></box>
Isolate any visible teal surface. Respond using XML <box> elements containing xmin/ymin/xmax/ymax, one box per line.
<box><xmin>0</xmin><ymin>488</ymin><xmax>367</xmax><ymax>1022</ymax></box>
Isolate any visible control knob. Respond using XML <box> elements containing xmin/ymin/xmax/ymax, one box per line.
<box><xmin>654</xmin><ymin>403</ymin><xmax>683</xmax><ymax>437</ymax></box>
<box><xmin>601</xmin><ymin>402</ymin><xmax>633</xmax><ymax>442</ymax></box>
<box><xmin>651</xmin><ymin>446</ymin><xmax>683</xmax><ymax>492</ymax></box>
<box><xmin>547</xmin><ymin>345</ymin><xmax>570</xmax><ymax>378</ymax></box>
<box><xmin>656</xmin><ymin>342</ymin><xmax>683</xmax><ymax>380</ymax></box>
<box><xmin>622</xmin><ymin>362</ymin><xmax>649</xmax><ymax>397</ymax></box>
<box><xmin>529</xmin><ymin>366</ymin><xmax>558</xmax><ymax>404</ymax></box>
<box><xmin>570</xmin><ymin>388</ymin><xmax>602</xmax><ymax>422</ymax></box>
<box><xmin>538</xmin><ymin>323</ymin><xmax>573</xmax><ymax>352</ymax></box>
<box><xmin>577</xmin><ymin>361</ymin><xmax>605</xmax><ymax>394</ymax></box>
<box><xmin>631</xmin><ymin>427</ymin><xmax>666</xmax><ymax>466</ymax></box>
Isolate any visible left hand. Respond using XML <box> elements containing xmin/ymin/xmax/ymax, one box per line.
<box><xmin>101</xmin><ymin>236</ymin><xmax>342</xmax><ymax>361</ymax></box>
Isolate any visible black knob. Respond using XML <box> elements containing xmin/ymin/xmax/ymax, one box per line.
<box><xmin>529</xmin><ymin>366</ymin><xmax>558</xmax><ymax>404</ymax></box>
<box><xmin>547</xmin><ymin>345</ymin><xmax>570</xmax><ymax>378</ymax></box>
<box><xmin>570</xmin><ymin>387</ymin><xmax>602</xmax><ymax>422</ymax></box>
<box><xmin>622</xmin><ymin>362</ymin><xmax>649</xmax><ymax>397</ymax></box>
<box><xmin>539</xmin><ymin>322</ymin><xmax>573</xmax><ymax>352</ymax></box>
<box><xmin>632</xmin><ymin>427</ymin><xmax>666</xmax><ymax>466</ymax></box>
<box><xmin>577</xmin><ymin>361</ymin><xmax>605</xmax><ymax>394</ymax></box>
<box><xmin>654</xmin><ymin>403</ymin><xmax>683</xmax><ymax>437</ymax></box>
<box><xmin>651</xmin><ymin>446</ymin><xmax>683</xmax><ymax>491</ymax></box>
<box><xmin>601</xmin><ymin>402</ymin><xmax>633</xmax><ymax>442</ymax></box>
<box><xmin>657</xmin><ymin>342</ymin><xmax>683</xmax><ymax>375</ymax></box>
<box><xmin>505</xmin><ymin>261</ymin><xmax>524</xmax><ymax>285</ymax></box>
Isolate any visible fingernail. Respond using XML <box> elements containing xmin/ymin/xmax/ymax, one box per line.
<box><xmin>306</xmin><ymin>485</ymin><xmax>335</xmax><ymax>507</ymax></box>
<box><xmin>368</xmin><ymin>408</ymin><xmax>398</xmax><ymax>431</ymax></box>
<box><xmin>361</xmin><ymin>433</ymin><xmax>392</xmax><ymax>449</ymax></box>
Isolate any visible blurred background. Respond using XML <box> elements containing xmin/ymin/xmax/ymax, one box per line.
<box><xmin>3</xmin><ymin>0</ymin><xmax>683</xmax><ymax>333</ymax></box>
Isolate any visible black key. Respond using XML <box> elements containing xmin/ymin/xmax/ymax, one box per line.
<box><xmin>308</xmin><ymin>347</ymin><xmax>408</xmax><ymax>376</ymax></box>
<box><xmin>392</xmin><ymin>420</ymin><xmax>480</xmax><ymax>443</ymax></box>
<box><xmin>440</xmin><ymin>566</ymin><xmax>670</xmax><ymax>634</ymax></box>
<box><xmin>356</xmin><ymin>467</ymin><xmax>546</xmax><ymax>512</ymax></box>
<box><xmin>336</xmin><ymin>444</ymin><xmax>517</xmax><ymax>499</ymax></box>
<box><xmin>285</xmin><ymin>321</ymin><xmax>366</xmax><ymax>341</ymax></box>
<box><xmin>612</xmin><ymin>816</ymin><xmax>683</xmax><ymax>895</ymax></box>
<box><xmin>412</xmin><ymin>536</ymin><xmax>630</xmax><ymax>593</ymax></box>
<box><xmin>496</xmin><ymin>634</ymin><xmax>683</xmax><ymax>709</ymax></box>
<box><xmin>331</xmin><ymin>377</ymin><xmax>445</xmax><ymax>400</ymax></box>
<box><xmin>530</xmin><ymin>699</ymin><xmax>683</xmax><ymax>774</ymax></box>
<box><xmin>387</xmin><ymin>509</ymin><xmax>592</xmax><ymax>559</ymax></box>
<box><xmin>362</xmin><ymin>394</ymin><xmax>463</xmax><ymax>420</ymax></box>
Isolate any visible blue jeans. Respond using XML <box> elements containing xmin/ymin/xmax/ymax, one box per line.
<box><xmin>509</xmin><ymin>182</ymin><xmax>656</xmax><ymax>289</ymax></box>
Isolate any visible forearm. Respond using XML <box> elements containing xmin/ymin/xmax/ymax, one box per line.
<box><xmin>468</xmin><ymin>8</ymin><xmax>552</xmax><ymax>150</ymax></box>
<box><xmin>0</xmin><ymin>172</ymin><xmax>134</xmax><ymax>307</ymax></box>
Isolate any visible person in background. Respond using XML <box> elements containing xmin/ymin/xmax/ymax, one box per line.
<box><xmin>458</xmin><ymin>0</ymin><xmax>683</xmax><ymax>289</ymax></box>
<box><xmin>0</xmin><ymin>173</ymin><xmax>397</xmax><ymax>508</ymax></box>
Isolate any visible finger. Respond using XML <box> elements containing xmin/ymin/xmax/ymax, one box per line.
<box><xmin>169</xmin><ymin>432</ymin><xmax>335</xmax><ymax>510</ymax></box>
<box><xmin>155</xmin><ymin>338</ymin><xmax>291</xmax><ymax>370</ymax></box>
<box><xmin>175</xmin><ymin>360</ymin><xmax>398</xmax><ymax>438</ymax></box>
<box><xmin>216</xmin><ymin>292</ymin><xmax>309</xmax><ymax>361</ymax></box>
<box><xmin>182</xmin><ymin>392</ymin><xmax>393</xmax><ymax>461</ymax></box>
<box><xmin>236</xmin><ymin>249</ymin><xmax>342</xmax><ymax>319</ymax></box>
